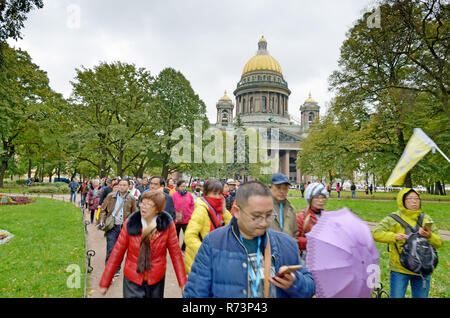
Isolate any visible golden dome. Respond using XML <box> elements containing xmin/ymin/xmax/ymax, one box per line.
<box><xmin>219</xmin><ymin>90</ymin><xmax>231</xmax><ymax>101</ymax></box>
<box><xmin>305</xmin><ymin>92</ymin><xmax>316</xmax><ymax>103</ymax></box>
<box><xmin>242</xmin><ymin>54</ymin><xmax>282</xmax><ymax>75</ymax></box>
<box><xmin>242</xmin><ymin>36</ymin><xmax>283</xmax><ymax>75</ymax></box>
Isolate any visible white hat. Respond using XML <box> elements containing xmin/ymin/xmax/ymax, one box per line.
<box><xmin>226</xmin><ymin>179</ymin><xmax>236</xmax><ymax>185</ymax></box>
<box><xmin>304</xmin><ymin>183</ymin><xmax>329</xmax><ymax>204</ymax></box>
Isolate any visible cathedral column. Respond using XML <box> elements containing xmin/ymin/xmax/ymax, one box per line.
<box><xmin>280</xmin><ymin>150</ymin><xmax>290</xmax><ymax>177</ymax></box>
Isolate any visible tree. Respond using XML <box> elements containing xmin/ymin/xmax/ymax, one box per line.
<box><xmin>150</xmin><ymin>67</ymin><xmax>208</xmax><ymax>179</ymax></box>
<box><xmin>0</xmin><ymin>0</ymin><xmax>43</xmax><ymax>69</ymax></box>
<box><xmin>328</xmin><ymin>1</ymin><xmax>449</xmax><ymax>189</ymax></box>
<box><xmin>69</xmin><ymin>61</ymin><xmax>155</xmax><ymax>177</ymax></box>
<box><xmin>0</xmin><ymin>44</ymin><xmax>55</xmax><ymax>187</ymax></box>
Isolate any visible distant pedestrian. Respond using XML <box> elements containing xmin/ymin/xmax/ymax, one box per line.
<box><xmin>166</xmin><ymin>178</ymin><xmax>176</xmax><ymax>196</ymax></box>
<box><xmin>172</xmin><ymin>180</ymin><xmax>194</xmax><ymax>252</ymax></box>
<box><xmin>350</xmin><ymin>182</ymin><xmax>356</xmax><ymax>199</ymax></box>
<box><xmin>148</xmin><ymin>176</ymin><xmax>176</xmax><ymax>222</ymax></box>
<box><xmin>226</xmin><ymin>179</ymin><xmax>237</xmax><ymax>211</ymax></box>
<box><xmin>336</xmin><ymin>183</ymin><xmax>341</xmax><ymax>199</ymax></box>
<box><xmin>69</xmin><ymin>178</ymin><xmax>79</xmax><ymax>204</ymax></box>
<box><xmin>365</xmin><ymin>184</ymin><xmax>369</xmax><ymax>195</ymax></box>
<box><xmin>300</xmin><ymin>182</ymin><xmax>305</xmax><ymax>198</ymax></box>
<box><xmin>86</xmin><ymin>179</ymin><xmax>102</xmax><ymax>224</ymax></box>
<box><xmin>370</xmin><ymin>184</ymin><xmax>373</xmax><ymax>195</ymax></box>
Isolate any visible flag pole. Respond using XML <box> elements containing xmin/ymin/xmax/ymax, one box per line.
<box><xmin>434</xmin><ymin>146</ymin><xmax>450</xmax><ymax>163</ymax></box>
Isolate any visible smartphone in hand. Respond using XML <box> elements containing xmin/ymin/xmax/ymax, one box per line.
<box><xmin>423</xmin><ymin>221</ymin><xmax>433</xmax><ymax>230</ymax></box>
<box><xmin>276</xmin><ymin>265</ymin><xmax>303</xmax><ymax>277</ymax></box>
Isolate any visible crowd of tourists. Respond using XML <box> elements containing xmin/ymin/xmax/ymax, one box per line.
<box><xmin>69</xmin><ymin>173</ymin><xmax>442</xmax><ymax>299</ymax></box>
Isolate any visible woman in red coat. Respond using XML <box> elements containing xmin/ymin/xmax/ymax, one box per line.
<box><xmin>296</xmin><ymin>182</ymin><xmax>329</xmax><ymax>261</ymax></box>
<box><xmin>98</xmin><ymin>190</ymin><xmax>187</xmax><ymax>298</ymax></box>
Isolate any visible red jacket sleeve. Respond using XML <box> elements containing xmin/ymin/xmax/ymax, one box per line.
<box><xmin>99</xmin><ymin>222</ymin><xmax>130</xmax><ymax>289</ymax></box>
<box><xmin>166</xmin><ymin>222</ymin><xmax>187</xmax><ymax>287</ymax></box>
<box><xmin>296</xmin><ymin>211</ymin><xmax>307</xmax><ymax>250</ymax></box>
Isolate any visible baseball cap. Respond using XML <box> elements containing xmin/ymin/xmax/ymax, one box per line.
<box><xmin>270</xmin><ymin>173</ymin><xmax>291</xmax><ymax>185</ymax></box>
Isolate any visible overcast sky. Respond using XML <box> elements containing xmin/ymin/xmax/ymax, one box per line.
<box><xmin>8</xmin><ymin>0</ymin><xmax>376</xmax><ymax>123</ymax></box>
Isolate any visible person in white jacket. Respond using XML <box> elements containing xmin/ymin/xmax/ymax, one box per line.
<box><xmin>128</xmin><ymin>180</ymin><xmax>141</xmax><ymax>200</ymax></box>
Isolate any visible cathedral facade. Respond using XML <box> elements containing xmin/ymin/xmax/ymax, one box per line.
<box><xmin>214</xmin><ymin>36</ymin><xmax>320</xmax><ymax>183</ymax></box>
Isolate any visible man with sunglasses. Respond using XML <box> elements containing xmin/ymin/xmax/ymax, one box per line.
<box><xmin>183</xmin><ymin>180</ymin><xmax>315</xmax><ymax>298</ymax></box>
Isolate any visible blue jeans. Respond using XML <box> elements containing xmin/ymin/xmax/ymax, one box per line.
<box><xmin>105</xmin><ymin>224</ymin><xmax>123</xmax><ymax>273</ymax></box>
<box><xmin>81</xmin><ymin>193</ymin><xmax>86</xmax><ymax>207</ymax></box>
<box><xmin>390</xmin><ymin>271</ymin><xmax>431</xmax><ymax>298</ymax></box>
<box><xmin>70</xmin><ymin>191</ymin><xmax>76</xmax><ymax>203</ymax></box>
<box><xmin>351</xmin><ymin>190</ymin><xmax>356</xmax><ymax>198</ymax></box>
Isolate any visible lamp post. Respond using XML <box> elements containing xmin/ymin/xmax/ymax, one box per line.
<box><xmin>42</xmin><ymin>154</ymin><xmax>47</xmax><ymax>183</ymax></box>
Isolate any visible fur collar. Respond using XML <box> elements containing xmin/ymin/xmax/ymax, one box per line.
<box><xmin>127</xmin><ymin>210</ymin><xmax>173</xmax><ymax>236</ymax></box>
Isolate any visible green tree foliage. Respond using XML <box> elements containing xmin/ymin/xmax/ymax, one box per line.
<box><xmin>69</xmin><ymin>61</ymin><xmax>155</xmax><ymax>177</ymax></box>
<box><xmin>300</xmin><ymin>0</ymin><xmax>449</xmax><ymax>192</ymax></box>
<box><xmin>150</xmin><ymin>67</ymin><xmax>208</xmax><ymax>179</ymax></box>
<box><xmin>0</xmin><ymin>0</ymin><xmax>43</xmax><ymax>68</ymax></box>
<box><xmin>0</xmin><ymin>44</ymin><xmax>57</xmax><ymax>187</ymax></box>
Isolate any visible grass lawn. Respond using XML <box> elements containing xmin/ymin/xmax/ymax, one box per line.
<box><xmin>0</xmin><ymin>198</ymin><xmax>85</xmax><ymax>298</ymax></box>
<box><xmin>289</xmin><ymin>197</ymin><xmax>449</xmax><ymax>298</ymax></box>
<box><xmin>288</xmin><ymin>189</ymin><xmax>450</xmax><ymax>202</ymax></box>
<box><xmin>290</xmin><ymin>198</ymin><xmax>450</xmax><ymax>231</ymax></box>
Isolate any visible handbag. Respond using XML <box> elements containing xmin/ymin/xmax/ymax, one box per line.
<box><xmin>102</xmin><ymin>194</ymin><xmax>127</xmax><ymax>232</ymax></box>
<box><xmin>175</xmin><ymin>196</ymin><xmax>186</xmax><ymax>223</ymax></box>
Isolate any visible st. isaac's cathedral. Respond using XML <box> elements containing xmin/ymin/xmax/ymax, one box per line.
<box><xmin>212</xmin><ymin>36</ymin><xmax>321</xmax><ymax>184</ymax></box>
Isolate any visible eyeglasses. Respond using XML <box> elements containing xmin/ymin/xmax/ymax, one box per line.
<box><xmin>239</xmin><ymin>206</ymin><xmax>277</xmax><ymax>224</ymax></box>
<box><xmin>141</xmin><ymin>201</ymin><xmax>155</xmax><ymax>208</ymax></box>
<box><xmin>405</xmin><ymin>197</ymin><xmax>420</xmax><ymax>201</ymax></box>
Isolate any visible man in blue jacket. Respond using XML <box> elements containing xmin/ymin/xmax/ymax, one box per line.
<box><xmin>183</xmin><ymin>180</ymin><xmax>315</xmax><ymax>298</ymax></box>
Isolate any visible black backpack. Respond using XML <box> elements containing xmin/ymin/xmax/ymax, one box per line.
<box><xmin>389</xmin><ymin>213</ymin><xmax>438</xmax><ymax>276</ymax></box>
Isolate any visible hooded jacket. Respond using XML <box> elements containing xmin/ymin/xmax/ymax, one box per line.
<box><xmin>99</xmin><ymin>210</ymin><xmax>187</xmax><ymax>289</ymax></box>
<box><xmin>372</xmin><ymin>188</ymin><xmax>442</xmax><ymax>275</ymax></box>
<box><xmin>183</xmin><ymin>198</ymin><xmax>232</xmax><ymax>274</ymax></box>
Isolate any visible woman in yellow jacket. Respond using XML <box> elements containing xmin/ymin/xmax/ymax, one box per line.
<box><xmin>184</xmin><ymin>179</ymin><xmax>232</xmax><ymax>274</ymax></box>
<box><xmin>373</xmin><ymin>188</ymin><xmax>442</xmax><ymax>298</ymax></box>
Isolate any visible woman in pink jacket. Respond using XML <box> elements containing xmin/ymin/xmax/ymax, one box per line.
<box><xmin>172</xmin><ymin>180</ymin><xmax>194</xmax><ymax>252</ymax></box>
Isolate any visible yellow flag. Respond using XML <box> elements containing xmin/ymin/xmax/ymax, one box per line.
<box><xmin>386</xmin><ymin>128</ymin><xmax>436</xmax><ymax>186</ymax></box>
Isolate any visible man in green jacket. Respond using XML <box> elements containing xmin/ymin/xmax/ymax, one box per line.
<box><xmin>372</xmin><ymin>188</ymin><xmax>442</xmax><ymax>298</ymax></box>
<box><xmin>269</xmin><ymin>173</ymin><xmax>299</xmax><ymax>240</ymax></box>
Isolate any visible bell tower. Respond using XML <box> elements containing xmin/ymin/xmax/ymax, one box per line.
<box><xmin>216</xmin><ymin>91</ymin><xmax>234</xmax><ymax>126</ymax></box>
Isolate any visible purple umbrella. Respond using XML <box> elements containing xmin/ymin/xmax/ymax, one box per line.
<box><xmin>305</xmin><ymin>207</ymin><xmax>379</xmax><ymax>298</ymax></box>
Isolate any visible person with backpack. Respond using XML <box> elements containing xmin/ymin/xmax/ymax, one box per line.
<box><xmin>372</xmin><ymin>188</ymin><xmax>442</xmax><ymax>298</ymax></box>
<box><xmin>183</xmin><ymin>179</ymin><xmax>232</xmax><ymax>274</ymax></box>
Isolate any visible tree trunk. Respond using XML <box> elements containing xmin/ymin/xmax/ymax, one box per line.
<box><xmin>28</xmin><ymin>159</ymin><xmax>32</xmax><ymax>179</ymax></box>
<box><xmin>404</xmin><ymin>171</ymin><xmax>412</xmax><ymax>188</ymax></box>
<box><xmin>435</xmin><ymin>181</ymin><xmax>444</xmax><ymax>195</ymax></box>
<box><xmin>0</xmin><ymin>160</ymin><xmax>7</xmax><ymax>188</ymax></box>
